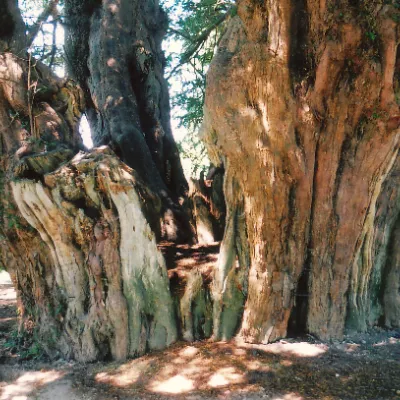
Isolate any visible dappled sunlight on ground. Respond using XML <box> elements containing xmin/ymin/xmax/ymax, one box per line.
<box><xmin>93</xmin><ymin>341</ymin><xmax>252</xmax><ymax>395</ymax></box>
<box><xmin>237</xmin><ymin>340</ymin><xmax>328</xmax><ymax>358</ymax></box>
<box><xmin>0</xmin><ymin>370</ymin><xmax>65</xmax><ymax>400</ymax></box>
<box><xmin>151</xmin><ymin>374</ymin><xmax>195</xmax><ymax>394</ymax></box>
<box><xmin>272</xmin><ymin>394</ymin><xmax>304</xmax><ymax>400</ymax></box>
<box><xmin>0</xmin><ymin>272</ymin><xmax>15</xmax><ymax>305</ymax></box>
<box><xmin>374</xmin><ymin>337</ymin><xmax>399</xmax><ymax>347</ymax></box>
<box><xmin>95</xmin><ymin>358</ymin><xmax>151</xmax><ymax>387</ymax></box>
<box><xmin>0</xmin><ymin>272</ymin><xmax>12</xmax><ymax>285</ymax></box>
<box><xmin>90</xmin><ymin>340</ymin><xmax>329</xmax><ymax>397</ymax></box>
<box><xmin>207</xmin><ymin>367</ymin><xmax>244</xmax><ymax>388</ymax></box>
<box><xmin>86</xmin><ymin>337</ymin><xmax>400</xmax><ymax>399</ymax></box>
<box><xmin>94</xmin><ymin>343</ymin><xmax>247</xmax><ymax>395</ymax></box>
<box><xmin>1</xmin><ymin>272</ymin><xmax>399</xmax><ymax>399</ymax></box>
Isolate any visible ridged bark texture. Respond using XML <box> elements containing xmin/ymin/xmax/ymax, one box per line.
<box><xmin>64</xmin><ymin>0</ymin><xmax>192</xmax><ymax>242</ymax></box>
<box><xmin>0</xmin><ymin>0</ymin><xmax>179</xmax><ymax>361</ymax></box>
<box><xmin>12</xmin><ymin>149</ymin><xmax>177</xmax><ymax>361</ymax></box>
<box><xmin>0</xmin><ymin>2</ymin><xmax>86</xmax><ymax>357</ymax></box>
<box><xmin>203</xmin><ymin>0</ymin><xmax>400</xmax><ymax>342</ymax></box>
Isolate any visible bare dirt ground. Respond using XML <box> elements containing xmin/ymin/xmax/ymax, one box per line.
<box><xmin>1</xmin><ymin>269</ymin><xmax>400</xmax><ymax>400</ymax></box>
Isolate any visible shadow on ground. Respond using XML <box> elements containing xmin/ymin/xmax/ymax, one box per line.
<box><xmin>77</xmin><ymin>336</ymin><xmax>400</xmax><ymax>400</ymax></box>
<box><xmin>1</xmin><ymin>270</ymin><xmax>400</xmax><ymax>400</ymax></box>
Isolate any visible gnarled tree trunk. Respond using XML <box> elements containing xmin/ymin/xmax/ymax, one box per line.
<box><xmin>12</xmin><ymin>149</ymin><xmax>177</xmax><ymax>361</ymax></box>
<box><xmin>64</xmin><ymin>0</ymin><xmax>193</xmax><ymax>243</ymax></box>
<box><xmin>0</xmin><ymin>0</ymin><xmax>182</xmax><ymax>361</ymax></box>
<box><xmin>203</xmin><ymin>0</ymin><xmax>400</xmax><ymax>342</ymax></box>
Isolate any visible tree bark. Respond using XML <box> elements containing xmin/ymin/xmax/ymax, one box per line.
<box><xmin>12</xmin><ymin>149</ymin><xmax>177</xmax><ymax>361</ymax></box>
<box><xmin>189</xmin><ymin>168</ymin><xmax>226</xmax><ymax>244</ymax></box>
<box><xmin>0</xmin><ymin>1</ymin><xmax>86</xmax><ymax>357</ymax></box>
<box><xmin>0</xmin><ymin>0</ymin><xmax>180</xmax><ymax>361</ymax></box>
<box><xmin>202</xmin><ymin>0</ymin><xmax>400</xmax><ymax>342</ymax></box>
<box><xmin>64</xmin><ymin>0</ymin><xmax>193</xmax><ymax>242</ymax></box>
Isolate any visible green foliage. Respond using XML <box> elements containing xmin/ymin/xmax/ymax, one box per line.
<box><xmin>4</xmin><ymin>327</ymin><xmax>46</xmax><ymax>361</ymax></box>
<box><xmin>27</xmin><ymin>133</ymin><xmax>59</xmax><ymax>150</ymax></box>
<box><xmin>20</xmin><ymin>0</ymin><xmax>52</xmax><ymax>18</ymax></box>
<box><xmin>20</xmin><ymin>0</ymin><xmax>65</xmax><ymax>71</ymax></box>
<box><xmin>7</xmin><ymin>109</ymin><xmax>31</xmax><ymax>132</ymax></box>
<box><xmin>177</xmin><ymin>131</ymin><xmax>209</xmax><ymax>177</ymax></box>
<box><xmin>20</xmin><ymin>0</ymin><xmax>229</xmax><ymax>177</ymax></box>
<box><xmin>163</xmin><ymin>0</ymin><xmax>235</xmax><ymax>176</ymax></box>
<box><xmin>366</xmin><ymin>31</ymin><xmax>377</xmax><ymax>41</ymax></box>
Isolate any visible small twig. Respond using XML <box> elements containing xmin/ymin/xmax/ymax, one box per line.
<box><xmin>27</xmin><ymin>53</ymin><xmax>38</xmax><ymax>138</ymax></box>
<box><xmin>26</xmin><ymin>0</ymin><xmax>59</xmax><ymax>48</ymax></box>
<box><xmin>167</xmin><ymin>28</ymin><xmax>192</xmax><ymax>41</ymax></box>
<box><xmin>49</xmin><ymin>21</ymin><xmax>58</xmax><ymax>69</ymax></box>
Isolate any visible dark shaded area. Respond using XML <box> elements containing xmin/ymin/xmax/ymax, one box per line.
<box><xmin>159</xmin><ymin>241</ymin><xmax>219</xmax><ymax>296</ymax></box>
<box><xmin>0</xmin><ymin>2</ymin><xmax>15</xmax><ymax>39</ymax></box>
<box><xmin>160</xmin><ymin>241</ymin><xmax>218</xmax><ymax>340</ymax></box>
<box><xmin>289</xmin><ymin>0</ymin><xmax>311</xmax><ymax>82</ymax></box>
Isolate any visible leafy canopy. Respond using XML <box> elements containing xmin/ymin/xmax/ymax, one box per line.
<box><xmin>20</xmin><ymin>0</ymin><xmax>65</xmax><ymax>71</ymax></box>
<box><xmin>163</xmin><ymin>0</ymin><xmax>235</xmax><ymax>177</ymax></box>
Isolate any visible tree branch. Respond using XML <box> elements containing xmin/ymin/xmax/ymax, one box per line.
<box><xmin>26</xmin><ymin>0</ymin><xmax>59</xmax><ymax>48</ymax></box>
<box><xmin>166</xmin><ymin>8</ymin><xmax>233</xmax><ymax>80</ymax></box>
<box><xmin>186</xmin><ymin>9</ymin><xmax>231</xmax><ymax>51</ymax></box>
<box><xmin>167</xmin><ymin>28</ymin><xmax>192</xmax><ymax>41</ymax></box>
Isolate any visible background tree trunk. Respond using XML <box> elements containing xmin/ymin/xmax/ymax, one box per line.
<box><xmin>189</xmin><ymin>167</ymin><xmax>226</xmax><ymax>244</ymax></box>
<box><xmin>64</xmin><ymin>0</ymin><xmax>193</xmax><ymax>243</ymax></box>
<box><xmin>202</xmin><ymin>0</ymin><xmax>400</xmax><ymax>342</ymax></box>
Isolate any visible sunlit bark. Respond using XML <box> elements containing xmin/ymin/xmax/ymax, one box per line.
<box><xmin>0</xmin><ymin>0</ymin><xmax>182</xmax><ymax>361</ymax></box>
<box><xmin>203</xmin><ymin>0</ymin><xmax>400</xmax><ymax>341</ymax></box>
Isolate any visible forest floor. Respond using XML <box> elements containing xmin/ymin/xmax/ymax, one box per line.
<box><xmin>1</xmin><ymin>265</ymin><xmax>400</xmax><ymax>400</ymax></box>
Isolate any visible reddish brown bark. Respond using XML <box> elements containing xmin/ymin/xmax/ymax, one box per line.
<box><xmin>203</xmin><ymin>0</ymin><xmax>400</xmax><ymax>342</ymax></box>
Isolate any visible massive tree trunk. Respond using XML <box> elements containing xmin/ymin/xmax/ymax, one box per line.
<box><xmin>203</xmin><ymin>0</ymin><xmax>400</xmax><ymax>342</ymax></box>
<box><xmin>64</xmin><ymin>0</ymin><xmax>193</xmax><ymax>242</ymax></box>
<box><xmin>11</xmin><ymin>149</ymin><xmax>177</xmax><ymax>361</ymax></box>
<box><xmin>0</xmin><ymin>0</ymin><xmax>181</xmax><ymax>361</ymax></box>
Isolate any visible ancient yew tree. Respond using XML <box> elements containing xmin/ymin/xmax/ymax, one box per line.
<box><xmin>0</xmin><ymin>0</ymin><xmax>186</xmax><ymax>361</ymax></box>
<box><xmin>203</xmin><ymin>0</ymin><xmax>400</xmax><ymax>342</ymax></box>
<box><xmin>63</xmin><ymin>0</ymin><xmax>194</xmax><ymax>243</ymax></box>
<box><xmin>1</xmin><ymin>0</ymin><xmax>399</xmax><ymax>363</ymax></box>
